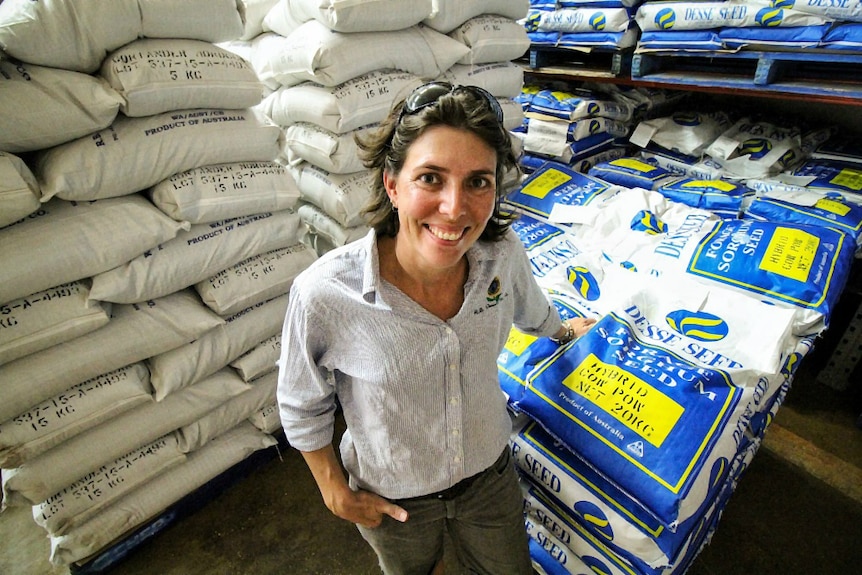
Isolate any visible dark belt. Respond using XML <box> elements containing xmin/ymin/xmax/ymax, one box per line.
<box><xmin>399</xmin><ymin>448</ymin><xmax>510</xmax><ymax>502</ymax></box>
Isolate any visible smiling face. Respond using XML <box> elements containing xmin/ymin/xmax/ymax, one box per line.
<box><xmin>383</xmin><ymin>124</ymin><xmax>498</xmax><ymax>278</ymax></box>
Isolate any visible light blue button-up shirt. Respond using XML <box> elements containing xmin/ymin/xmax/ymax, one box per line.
<box><xmin>277</xmin><ymin>229</ymin><xmax>560</xmax><ymax>499</ymax></box>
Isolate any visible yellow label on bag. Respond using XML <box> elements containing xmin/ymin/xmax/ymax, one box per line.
<box><xmin>562</xmin><ymin>353</ymin><xmax>684</xmax><ymax>448</ymax></box>
<box><xmin>814</xmin><ymin>197</ymin><xmax>852</xmax><ymax>216</ymax></box>
<box><xmin>520</xmin><ymin>168</ymin><xmax>572</xmax><ymax>199</ymax></box>
<box><xmin>830</xmin><ymin>168</ymin><xmax>862</xmax><ymax>191</ymax></box>
<box><xmin>759</xmin><ymin>227</ymin><xmax>819</xmax><ymax>283</ymax></box>
<box><xmin>504</xmin><ymin>327</ymin><xmax>537</xmax><ymax>356</ymax></box>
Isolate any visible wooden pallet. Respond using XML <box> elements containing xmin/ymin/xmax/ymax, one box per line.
<box><xmin>630</xmin><ymin>49</ymin><xmax>862</xmax><ymax>101</ymax></box>
<box><xmin>526</xmin><ymin>46</ymin><xmax>633</xmax><ymax>77</ymax></box>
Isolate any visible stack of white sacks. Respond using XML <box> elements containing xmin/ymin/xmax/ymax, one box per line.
<box><xmin>226</xmin><ymin>0</ymin><xmax>532</xmax><ymax>255</ymax></box>
<box><xmin>0</xmin><ymin>0</ymin><xmax>320</xmax><ymax>566</ymax></box>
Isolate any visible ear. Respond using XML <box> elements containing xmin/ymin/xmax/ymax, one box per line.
<box><xmin>383</xmin><ymin>170</ymin><xmax>398</xmax><ymax>207</ymax></box>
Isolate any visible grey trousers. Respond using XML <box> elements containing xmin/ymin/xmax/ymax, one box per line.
<box><xmin>356</xmin><ymin>448</ymin><xmax>533</xmax><ymax>575</ymax></box>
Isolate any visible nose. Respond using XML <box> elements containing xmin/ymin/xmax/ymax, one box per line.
<box><xmin>439</xmin><ymin>181</ymin><xmax>467</xmax><ymax>218</ymax></box>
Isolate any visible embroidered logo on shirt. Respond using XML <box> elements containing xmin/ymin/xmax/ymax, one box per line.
<box><xmin>486</xmin><ymin>276</ymin><xmax>502</xmax><ymax>306</ymax></box>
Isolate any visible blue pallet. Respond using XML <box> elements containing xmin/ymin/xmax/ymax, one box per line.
<box><xmin>631</xmin><ymin>49</ymin><xmax>862</xmax><ymax>100</ymax></box>
<box><xmin>528</xmin><ymin>46</ymin><xmax>633</xmax><ymax>76</ymax></box>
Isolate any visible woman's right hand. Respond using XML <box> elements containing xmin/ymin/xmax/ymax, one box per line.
<box><xmin>324</xmin><ymin>483</ymin><xmax>408</xmax><ymax>528</ymax></box>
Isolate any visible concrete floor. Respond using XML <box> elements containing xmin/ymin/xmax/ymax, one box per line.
<box><xmin>1</xmin><ymin>359</ymin><xmax>861</xmax><ymax>575</ymax></box>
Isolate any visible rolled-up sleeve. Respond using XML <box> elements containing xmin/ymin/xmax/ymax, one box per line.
<box><xmin>507</xmin><ymin>231</ymin><xmax>561</xmax><ymax>337</ymax></box>
<box><xmin>276</xmin><ymin>281</ymin><xmax>338</xmax><ymax>453</ymax></box>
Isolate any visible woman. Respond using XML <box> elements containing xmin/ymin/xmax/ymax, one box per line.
<box><xmin>276</xmin><ymin>82</ymin><xmax>595</xmax><ymax>574</ymax></box>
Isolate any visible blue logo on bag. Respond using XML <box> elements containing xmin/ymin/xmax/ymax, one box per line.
<box><xmin>630</xmin><ymin>210</ymin><xmax>668</xmax><ymax>235</ymax></box>
<box><xmin>588</xmin><ymin>119</ymin><xmax>602</xmax><ymax>135</ymax></box>
<box><xmin>572</xmin><ymin>501</ymin><xmax>615</xmax><ymax>541</ymax></box>
<box><xmin>524</xmin><ymin>10</ymin><xmax>542</xmax><ymax>32</ymax></box>
<box><xmin>590</xmin><ymin>12</ymin><xmax>607</xmax><ymax>31</ymax></box>
<box><xmin>738</xmin><ymin>138</ymin><xmax>773</xmax><ymax>159</ymax></box>
<box><xmin>620</xmin><ymin>261</ymin><xmax>638</xmax><ymax>272</ymax></box>
<box><xmin>665</xmin><ymin>310</ymin><xmax>729</xmax><ymax>341</ymax></box>
<box><xmin>756</xmin><ymin>7</ymin><xmax>784</xmax><ymax>27</ymax></box>
<box><xmin>586</xmin><ymin>102</ymin><xmax>601</xmax><ymax>116</ymax></box>
<box><xmin>655</xmin><ymin>8</ymin><xmax>676</xmax><ymax>29</ymax></box>
<box><xmin>772</xmin><ymin>0</ymin><xmax>795</xmax><ymax>8</ymax></box>
<box><xmin>582</xmin><ymin>555</ymin><xmax>613</xmax><ymax>574</ymax></box>
<box><xmin>566</xmin><ymin>265</ymin><xmax>601</xmax><ymax>301</ymax></box>
<box><xmin>672</xmin><ymin>112</ymin><xmax>701</xmax><ymax>127</ymax></box>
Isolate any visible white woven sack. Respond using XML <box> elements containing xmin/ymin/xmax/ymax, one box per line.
<box><xmin>261</xmin><ymin>21</ymin><xmax>469</xmax><ymax>87</ymax></box>
<box><xmin>176</xmin><ymin>371</ymin><xmax>277</xmax><ymax>452</ymax></box>
<box><xmin>248</xmin><ymin>402</ymin><xmax>282</xmax><ymax>433</ymax></box>
<box><xmin>33</xmin><ymin>433</ymin><xmax>185</xmax><ymax>536</ymax></box>
<box><xmin>0</xmin><ymin>0</ymin><xmax>243</xmax><ymax>74</ymax></box>
<box><xmin>100</xmin><ymin>38</ymin><xmax>264</xmax><ymax>118</ymax></box>
<box><xmin>34</xmin><ymin>108</ymin><xmax>282</xmax><ymax>202</ymax></box>
<box><xmin>499</xmin><ymin>97</ymin><xmax>525</xmax><ymax>131</ymax></box>
<box><xmin>196</xmin><ymin>243</ymin><xmax>317</xmax><ymax>316</ymax></box>
<box><xmin>284</xmin><ymin>123</ymin><xmax>373</xmax><ymax>174</ymax></box>
<box><xmin>150</xmin><ymin>161</ymin><xmax>301</xmax><ymax>224</ymax></box>
<box><xmin>238</xmin><ymin>0</ymin><xmax>281</xmax><ymax>40</ymax></box>
<box><xmin>0</xmin><ymin>0</ymin><xmax>141</xmax><ymax>73</ymax></box>
<box><xmin>0</xmin><ymin>289</ymin><xmax>223</xmax><ymax>424</ymax></box>
<box><xmin>449</xmin><ymin>15</ymin><xmax>530</xmax><ymax>65</ymax></box>
<box><xmin>139</xmin><ymin>0</ymin><xmax>244</xmax><ymax>42</ymax></box>
<box><xmin>291</xmin><ymin>163</ymin><xmax>374</xmax><ymax>227</ymax></box>
<box><xmin>89</xmin><ymin>209</ymin><xmax>302</xmax><ymax>304</ymax></box>
<box><xmin>438</xmin><ymin>61</ymin><xmax>525</xmax><ymax>98</ymax></box>
<box><xmin>0</xmin><ymin>60</ymin><xmax>122</xmax><ymax>154</ymax></box>
<box><xmin>0</xmin><ymin>152</ymin><xmax>40</xmax><ymax>228</ymax></box>
<box><xmin>48</xmin><ymin>422</ymin><xmax>276</xmax><ymax>566</ymax></box>
<box><xmin>0</xmin><ymin>363</ymin><xmax>151</xmax><ymax>469</ymax></box>
<box><xmin>231</xmin><ymin>333</ymin><xmax>281</xmax><ymax>381</ymax></box>
<box><xmin>261</xmin><ymin>4</ymin><xmax>305</xmax><ymax>37</ymax></box>
<box><xmin>424</xmin><ymin>0</ymin><xmax>530</xmax><ymax>33</ymax></box>
<box><xmin>261</xmin><ymin>69</ymin><xmax>424</xmax><ymax>133</ymax></box>
<box><xmin>148</xmin><ymin>294</ymin><xmax>290</xmax><ymax>401</ymax></box>
<box><xmin>0</xmin><ymin>196</ymin><xmax>188</xmax><ymax>306</ymax></box>
<box><xmin>1</xmin><ymin>368</ymin><xmax>250</xmax><ymax>508</ymax></box>
<box><xmin>0</xmin><ymin>281</ymin><xmax>111</xmax><ymax>366</ymax></box>
<box><xmin>297</xmin><ymin>202</ymin><xmax>369</xmax><ymax>248</ymax></box>
<box><xmin>283</xmin><ymin>0</ymin><xmax>433</xmax><ymax>32</ymax></box>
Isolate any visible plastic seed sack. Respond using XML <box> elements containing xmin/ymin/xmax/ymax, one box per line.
<box><xmin>499</xmin><ymin>290</ymin><xmax>593</xmax><ymax>407</ymax></box>
<box><xmin>629</xmin><ymin>111</ymin><xmax>733</xmax><ymax>160</ymax></box>
<box><xmin>634</xmin><ymin>0</ymin><xmax>831</xmax><ymax>32</ymax></box>
<box><xmin>525</xmin><ymin>89</ymin><xmax>635</xmax><ymax>123</ymax></box>
<box><xmin>525</xmin><ymin>7</ymin><xmax>633</xmax><ymax>33</ymax></box>
<box><xmin>505</xmin><ymin>160</ymin><xmax>619</xmax><ymax>223</ymax></box>
<box><xmin>570</xmin><ymin>188</ymin><xmax>856</xmax><ymax>335</ymax></box>
<box><xmin>655</xmin><ymin>177</ymin><xmax>751</xmax><ymax>219</ymax></box>
<box><xmin>703</xmin><ymin>118</ymin><xmax>803</xmax><ymax>180</ymax></box>
<box><xmin>100</xmin><ymin>38</ymin><xmax>264</xmax><ymax>118</ymax></box>
<box><xmin>588</xmin><ymin>158</ymin><xmax>677</xmax><ymax>190</ymax></box>
<box><xmin>745</xmin><ymin>189</ymin><xmax>862</xmax><ymax>248</ymax></box>
<box><xmin>35</xmin><ymin>108</ymin><xmax>282</xmax><ymax>202</ymax></box>
<box><xmin>514</xmin><ymin>295</ymin><xmax>795</xmax><ymax>531</ymax></box>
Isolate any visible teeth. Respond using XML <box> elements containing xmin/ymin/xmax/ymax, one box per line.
<box><xmin>429</xmin><ymin>226</ymin><xmax>463</xmax><ymax>241</ymax></box>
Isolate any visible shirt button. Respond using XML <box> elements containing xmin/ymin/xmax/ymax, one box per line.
<box><xmin>449</xmin><ymin>363</ymin><xmax>457</xmax><ymax>371</ymax></box>
<box><xmin>453</xmin><ymin>456</ymin><xmax>461</xmax><ymax>463</ymax></box>
<box><xmin>450</xmin><ymin>397</ymin><xmax>458</xmax><ymax>405</ymax></box>
<box><xmin>452</xmin><ymin>429</ymin><xmax>459</xmax><ymax>436</ymax></box>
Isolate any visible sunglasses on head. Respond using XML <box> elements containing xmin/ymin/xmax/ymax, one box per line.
<box><xmin>397</xmin><ymin>81</ymin><xmax>505</xmax><ymax>125</ymax></box>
